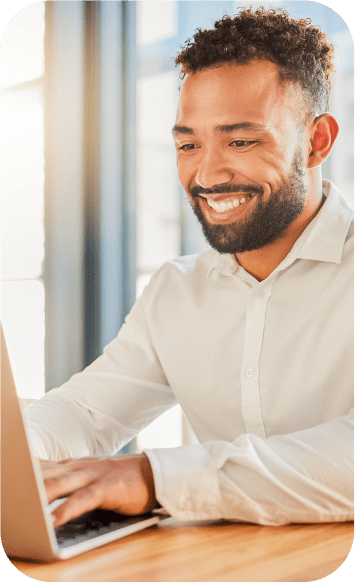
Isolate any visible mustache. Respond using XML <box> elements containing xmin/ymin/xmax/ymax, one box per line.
<box><xmin>190</xmin><ymin>183</ymin><xmax>264</xmax><ymax>198</ymax></box>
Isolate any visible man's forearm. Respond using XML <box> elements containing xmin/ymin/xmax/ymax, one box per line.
<box><xmin>146</xmin><ymin>412</ymin><xmax>354</xmax><ymax>525</ymax></box>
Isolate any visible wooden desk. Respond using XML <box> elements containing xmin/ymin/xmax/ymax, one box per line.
<box><xmin>10</xmin><ymin>518</ymin><xmax>353</xmax><ymax>582</ymax></box>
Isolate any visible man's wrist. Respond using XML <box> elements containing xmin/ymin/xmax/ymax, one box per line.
<box><xmin>140</xmin><ymin>452</ymin><xmax>158</xmax><ymax>511</ymax></box>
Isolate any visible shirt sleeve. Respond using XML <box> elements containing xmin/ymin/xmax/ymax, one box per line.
<box><xmin>145</xmin><ymin>411</ymin><xmax>354</xmax><ymax>525</ymax></box>
<box><xmin>24</xmin><ymin>293</ymin><xmax>177</xmax><ymax>461</ymax></box>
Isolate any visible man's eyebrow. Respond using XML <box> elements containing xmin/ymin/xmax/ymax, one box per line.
<box><xmin>172</xmin><ymin>122</ymin><xmax>264</xmax><ymax>136</ymax></box>
<box><xmin>215</xmin><ymin>122</ymin><xmax>264</xmax><ymax>133</ymax></box>
<box><xmin>172</xmin><ymin>125</ymin><xmax>194</xmax><ymax>136</ymax></box>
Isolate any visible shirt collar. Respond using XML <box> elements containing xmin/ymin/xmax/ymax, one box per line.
<box><xmin>206</xmin><ymin>180</ymin><xmax>353</xmax><ymax>279</ymax></box>
<box><xmin>294</xmin><ymin>180</ymin><xmax>353</xmax><ymax>264</ymax></box>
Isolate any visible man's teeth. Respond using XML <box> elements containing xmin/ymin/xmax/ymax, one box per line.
<box><xmin>206</xmin><ymin>195</ymin><xmax>251</xmax><ymax>213</ymax></box>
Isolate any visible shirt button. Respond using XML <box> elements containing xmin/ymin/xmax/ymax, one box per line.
<box><xmin>246</xmin><ymin>368</ymin><xmax>254</xmax><ymax>377</ymax></box>
<box><xmin>256</xmin><ymin>290</ymin><xmax>264</xmax><ymax>298</ymax></box>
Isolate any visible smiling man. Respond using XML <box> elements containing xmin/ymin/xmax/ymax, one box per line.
<box><xmin>26</xmin><ymin>8</ymin><xmax>353</xmax><ymax>528</ymax></box>
<box><xmin>173</xmin><ymin>37</ymin><xmax>339</xmax><ymax>280</ymax></box>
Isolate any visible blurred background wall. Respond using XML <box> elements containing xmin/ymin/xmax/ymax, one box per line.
<box><xmin>1</xmin><ymin>1</ymin><xmax>353</xmax><ymax>451</ymax></box>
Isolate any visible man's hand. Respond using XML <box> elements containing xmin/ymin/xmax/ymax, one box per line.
<box><xmin>40</xmin><ymin>453</ymin><xmax>157</xmax><ymax>527</ymax></box>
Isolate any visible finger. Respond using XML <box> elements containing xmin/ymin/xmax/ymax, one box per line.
<box><xmin>41</xmin><ymin>458</ymin><xmax>94</xmax><ymax>480</ymax></box>
<box><xmin>57</xmin><ymin>457</ymin><xmax>95</xmax><ymax>465</ymax></box>
<box><xmin>44</xmin><ymin>470</ymin><xmax>96</xmax><ymax>503</ymax></box>
<box><xmin>52</xmin><ymin>483</ymin><xmax>104</xmax><ymax>527</ymax></box>
<box><xmin>40</xmin><ymin>461</ymin><xmax>70</xmax><ymax>478</ymax></box>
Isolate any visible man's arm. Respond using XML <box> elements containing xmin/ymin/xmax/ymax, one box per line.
<box><xmin>145</xmin><ymin>411</ymin><xmax>353</xmax><ymax>525</ymax></box>
<box><xmin>24</xmin><ymin>291</ymin><xmax>177</xmax><ymax>461</ymax></box>
<box><xmin>40</xmin><ymin>411</ymin><xmax>353</xmax><ymax>527</ymax></box>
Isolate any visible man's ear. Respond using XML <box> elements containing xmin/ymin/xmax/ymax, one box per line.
<box><xmin>307</xmin><ymin>113</ymin><xmax>339</xmax><ymax>169</ymax></box>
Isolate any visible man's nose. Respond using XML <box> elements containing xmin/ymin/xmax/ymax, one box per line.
<box><xmin>195</xmin><ymin>147</ymin><xmax>234</xmax><ymax>189</ymax></box>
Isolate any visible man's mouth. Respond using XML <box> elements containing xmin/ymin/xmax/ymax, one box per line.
<box><xmin>199</xmin><ymin>192</ymin><xmax>257</xmax><ymax>213</ymax></box>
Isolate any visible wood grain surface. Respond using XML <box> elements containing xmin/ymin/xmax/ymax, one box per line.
<box><xmin>10</xmin><ymin>518</ymin><xmax>353</xmax><ymax>582</ymax></box>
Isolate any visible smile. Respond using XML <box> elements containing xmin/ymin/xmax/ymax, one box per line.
<box><xmin>200</xmin><ymin>193</ymin><xmax>256</xmax><ymax>213</ymax></box>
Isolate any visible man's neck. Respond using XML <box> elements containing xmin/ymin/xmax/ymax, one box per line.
<box><xmin>235</xmin><ymin>191</ymin><xmax>326</xmax><ymax>282</ymax></box>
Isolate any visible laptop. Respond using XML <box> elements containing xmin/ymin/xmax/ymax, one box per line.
<box><xmin>1</xmin><ymin>324</ymin><xmax>167</xmax><ymax>561</ymax></box>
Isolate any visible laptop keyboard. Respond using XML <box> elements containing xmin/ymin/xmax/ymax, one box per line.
<box><xmin>55</xmin><ymin>508</ymin><xmax>155</xmax><ymax>549</ymax></box>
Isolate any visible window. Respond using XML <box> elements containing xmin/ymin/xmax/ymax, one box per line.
<box><xmin>1</xmin><ymin>2</ymin><xmax>45</xmax><ymax>402</ymax></box>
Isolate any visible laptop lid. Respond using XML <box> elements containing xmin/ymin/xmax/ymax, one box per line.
<box><xmin>1</xmin><ymin>323</ymin><xmax>59</xmax><ymax>561</ymax></box>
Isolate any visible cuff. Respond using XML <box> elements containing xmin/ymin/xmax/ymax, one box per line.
<box><xmin>143</xmin><ymin>444</ymin><xmax>221</xmax><ymax>521</ymax></box>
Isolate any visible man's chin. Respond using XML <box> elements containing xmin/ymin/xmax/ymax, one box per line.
<box><xmin>198</xmin><ymin>221</ymin><xmax>252</xmax><ymax>255</ymax></box>
<box><xmin>191</xmin><ymin>202</ymin><xmax>247</xmax><ymax>253</ymax></box>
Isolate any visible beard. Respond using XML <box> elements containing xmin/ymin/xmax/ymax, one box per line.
<box><xmin>189</xmin><ymin>149</ymin><xmax>307</xmax><ymax>254</ymax></box>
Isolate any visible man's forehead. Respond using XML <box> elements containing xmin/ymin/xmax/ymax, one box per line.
<box><xmin>176</xmin><ymin>60</ymin><xmax>308</xmax><ymax>129</ymax></box>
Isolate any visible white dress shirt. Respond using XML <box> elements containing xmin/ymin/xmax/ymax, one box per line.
<box><xmin>26</xmin><ymin>180</ymin><xmax>354</xmax><ymax>525</ymax></box>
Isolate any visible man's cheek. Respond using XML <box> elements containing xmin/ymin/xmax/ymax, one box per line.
<box><xmin>244</xmin><ymin>157</ymin><xmax>288</xmax><ymax>195</ymax></box>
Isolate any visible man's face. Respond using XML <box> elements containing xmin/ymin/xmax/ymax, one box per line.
<box><xmin>173</xmin><ymin>60</ymin><xmax>310</xmax><ymax>254</ymax></box>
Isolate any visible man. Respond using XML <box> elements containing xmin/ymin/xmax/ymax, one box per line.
<box><xmin>26</xmin><ymin>7</ymin><xmax>353</xmax><ymax>528</ymax></box>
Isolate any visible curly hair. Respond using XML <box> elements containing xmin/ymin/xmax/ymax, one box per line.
<box><xmin>175</xmin><ymin>7</ymin><xmax>335</xmax><ymax>117</ymax></box>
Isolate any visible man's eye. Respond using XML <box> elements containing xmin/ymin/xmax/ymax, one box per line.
<box><xmin>230</xmin><ymin>140</ymin><xmax>256</xmax><ymax>148</ymax></box>
<box><xmin>179</xmin><ymin>144</ymin><xmax>196</xmax><ymax>151</ymax></box>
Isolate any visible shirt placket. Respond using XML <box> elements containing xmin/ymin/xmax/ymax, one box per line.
<box><xmin>240</xmin><ymin>282</ymin><xmax>273</xmax><ymax>438</ymax></box>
